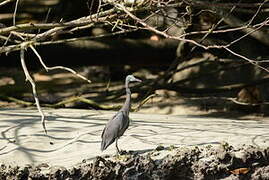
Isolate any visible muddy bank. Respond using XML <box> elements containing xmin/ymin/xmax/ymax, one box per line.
<box><xmin>0</xmin><ymin>144</ymin><xmax>268</xmax><ymax>180</ymax></box>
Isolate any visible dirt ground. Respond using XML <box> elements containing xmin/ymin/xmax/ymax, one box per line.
<box><xmin>0</xmin><ymin>144</ymin><xmax>268</xmax><ymax>180</ymax></box>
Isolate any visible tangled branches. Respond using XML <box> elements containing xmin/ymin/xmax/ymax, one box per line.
<box><xmin>0</xmin><ymin>0</ymin><xmax>269</xmax><ymax>132</ymax></box>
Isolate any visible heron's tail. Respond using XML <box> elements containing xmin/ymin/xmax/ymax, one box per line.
<box><xmin>101</xmin><ymin>136</ymin><xmax>115</xmax><ymax>151</ymax></box>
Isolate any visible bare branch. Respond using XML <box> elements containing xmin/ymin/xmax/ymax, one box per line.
<box><xmin>180</xmin><ymin>20</ymin><xmax>269</xmax><ymax>37</ymax></box>
<box><xmin>113</xmin><ymin>2</ymin><xmax>269</xmax><ymax>76</ymax></box>
<box><xmin>0</xmin><ymin>29</ymin><xmax>138</xmax><ymax>54</ymax></box>
<box><xmin>222</xmin><ymin>14</ymin><xmax>269</xmax><ymax>47</ymax></box>
<box><xmin>13</xmin><ymin>0</ymin><xmax>19</xmax><ymax>26</ymax></box>
<box><xmin>29</xmin><ymin>45</ymin><xmax>92</xmax><ymax>83</ymax></box>
<box><xmin>224</xmin><ymin>47</ymin><xmax>269</xmax><ymax>73</ymax></box>
<box><xmin>0</xmin><ymin>0</ymin><xmax>15</xmax><ymax>7</ymax></box>
<box><xmin>20</xmin><ymin>45</ymin><xmax>47</xmax><ymax>134</ymax></box>
<box><xmin>114</xmin><ymin>3</ymin><xmax>208</xmax><ymax>49</ymax></box>
<box><xmin>246</xmin><ymin>0</ymin><xmax>267</xmax><ymax>26</ymax></box>
<box><xmin>0</xmin><ymin>8</ymin><xmax>117</xmax><ymax>36</ymax></box>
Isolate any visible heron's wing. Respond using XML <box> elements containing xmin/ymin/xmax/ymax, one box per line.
<box><xmin>117</xmin><ymin>111</ymin><xmax>129</xmax><ymax>136</ymax></box>
<box><xmin>101</xmin><ymin>111</ymin><xmax>129</xmax><ymax>151</ymax></box>
<box><xmin>101</xmin><ymin>111</ymin><xmax>123</xmax><ymax>138</ymax></box>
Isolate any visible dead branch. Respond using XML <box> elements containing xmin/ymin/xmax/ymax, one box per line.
<box><xmin>114</xmin><ymin>3</ymin><xmax>208</xmax><ymax>49</ymax></box>
<box><xmin>162</xmin><ymin>75</ymin><xmax>269</xmax><ymax>94</ymax></box>
<box><xmin>0</xmin><ymin>0</ymin><xmax>15</xmax><ymax>7</ymax></box>
<box><xmin>221</xmin><ymin>12</ymin><xmax>269</xmax><ymax>46</ymax></box>
<box><xmin>0</xmin><ymin>29</ymin><xmax>177</xmax><ymax>54</ymax></box>
<box><xmin>224</xmin><ymin>47</ymin><xmax>269</xmax><ymax>73</ymax></box>
<box><xmin>1</xmin><ymin>0</ymin><xmax>269</xmax><ymax>118</ymax></box>
<box><xmin>30</xmin><ymin>45</ymin><xmax>92</xmax><ymax>83</ymax></box>
<box><xmin>0</xmin><ymin>8</ymin><xmax>117</xmax><ymax>36</ymax></box>
<box><xmin>13</xmin><ymin>0</ymin><xmax>19</xmax><ymax>26</ymax></box>
<box><xmin>0</xmin><ymin>95</ymin><xmax>33</xmax><ymax>106</ymax></box>
<box><xmin>20</xmin><ymin>46</ymin><xmax>47</xmax><ymax>134</ymax></box>
<box><xmin>0</xmin><ymin>93</ymin><xmax>157</xmax><ymax>112</ymax></box>
<box><xmin>133</xmin><ymin>93</ymin><xmax>158</xmax><ymax>112</ymax></box>
<box><xmin>114</xmin><ymin>2</ymin><xmax>269</xmax><ymax>74</ymax></box>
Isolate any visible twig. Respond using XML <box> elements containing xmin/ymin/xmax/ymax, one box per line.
<box><xmin>48</xmin><ymin>96</ymin><xmax>121</xmax><ymax>110</ymax></box>
<box><xmin>0</xmin><ymin>95</ymin><xmax>33</xmax><ymax>106</ymax></box>
<box><xmin>0</xmin><ymin>0</ymin><xmax>15</xmax><ymax>7</ymax></box>
<box><xmin>48</xmin><ymin>93</ymin><xmax>155</xmax><ymax>111</ymax></box>
<box><xmin>162</xmin><ymin>75</ymin><xmax>269</xmax><ymax>94</ymax></box>
<box><xmin>133</xmin><ymin>93</ymin><xmax>158</xmax><ymax>112</ymax></box>
<box><xmin>192</xmin><ymin>1</ymin><xmax>269</xmax><ymax>8</ymax></box>
<box><xmin>30</xmin><ymin>45</ymin><xmax>91</xmax><ymax>83</ymax></box>
<box><xmin>221</xmin><ymin>14</ymin><xmax>269</xmax><ymax>47</ymax></box>
<box><xmin>228</xmin><ymin>97</ymin><xmax>261</xmax><ymax>106</ymax></box>
<box><xmin>179</xmin><ymin>20</ymin><xmax>269</xmax><ymax>37</ymax></box>
<box><xmin>20</xmin><ymin>45</ymin><xmax>47</xmax><ymax>134</ymax></box>
<box><xmin>115</xmin><ymin>3</ymin><xmax>269</xmax><ymax>74</ymax></box>
<box><xmin>13</xmin><ymin>0</ymin><xmax>19</xmax><ymax>26</ymax></box>
<box><xmin>0</xmin><ymin>8</ymin><xmax>117</xmax><ymax>36</ymax></box>
<box><xmin>113</xmin><ymin>3</ymin><xmax>208</xmax><ymax>49</ymax></box>
<box><xmin>224</xmin><ymin>47</ymin><xmax>269</xmax><ymax>73</ymax></box>
<box><xmin>189</xmin><ymin>1</ymin><xmax>239</xmax><ymax>53</ymax></box>
<box><xmin>0</xmin><ymin>29</ymin><xmax>142</xmax><ymax>54</ymax></box>
<box><xmin>246</xmin><ymin>0</ymin><xmax>267</xmax><ymax>26</ymax></box>
<box><xmin>32</xmin><ymin>8</ymin><xmax>117</xmax><ymax>41</ymax></box>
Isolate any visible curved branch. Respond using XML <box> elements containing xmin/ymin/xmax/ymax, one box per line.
<box><xmin>20</xmin><ymin>47</ymin><xmax>47</xmax><ymax>134</ymax></box>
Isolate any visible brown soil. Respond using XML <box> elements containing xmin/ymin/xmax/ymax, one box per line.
<box><xmin>1</xmin><ymin>144</ymin><xmax>268</xmax><ymax>180</ymax></box>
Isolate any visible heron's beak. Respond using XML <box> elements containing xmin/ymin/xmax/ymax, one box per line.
<box><xmin>134</xmin><ymin>78</ymin><xmax>142</xmax><ymax>82</ymax></box>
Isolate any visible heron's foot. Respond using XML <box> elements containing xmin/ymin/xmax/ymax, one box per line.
<box><xmin>116</xmin><ymin>147</ymin><xmax>127</xmax><ymax>155</ymax></box>
<box><xmin>118</xmin><ymin>150</ymin><xmax>128</xmax><ymax>155</ymax></box>
<box><xmin>114</xmin><ymin>149</ymin><xmax>128</xmax><ymax>160</ymax></box>
<box><xmin>115</xmin><ymin>152</ymin><xmax>131</xmax><ymax>161</ymax></box>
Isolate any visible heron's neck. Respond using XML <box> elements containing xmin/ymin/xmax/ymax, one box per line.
<box><xmin>122</xmin><ymin>81</ymin><xmax>131</xmax><ymax>115</ymax></box>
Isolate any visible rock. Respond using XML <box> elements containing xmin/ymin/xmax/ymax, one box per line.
<box><xmin>0</xmin><ymin>145</ymin><xmax>269</xmax><ymax>179</ymax></box>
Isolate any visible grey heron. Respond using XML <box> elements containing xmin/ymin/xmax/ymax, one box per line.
<box><xmin>101</xmin><ymin>75</ymin><xmax>142</xmax><ymax>153</ymax></box>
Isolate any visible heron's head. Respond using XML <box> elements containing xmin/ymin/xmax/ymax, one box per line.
<box><xmin>126</xmin><ymin>75</ymin><xmax>142</xmax><ymax>83</ymax></box>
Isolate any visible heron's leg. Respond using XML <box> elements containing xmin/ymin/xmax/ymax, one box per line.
<box><xmin>115</xmin><ymin>138</ymin><xmax>120</xmax><ymax>154</ymax></box>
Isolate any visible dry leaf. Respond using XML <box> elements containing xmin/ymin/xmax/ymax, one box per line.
<box><xmin>230</xmin><ymin>167</ymin><xmax>250</xmax><ymax>175</ymax></box>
